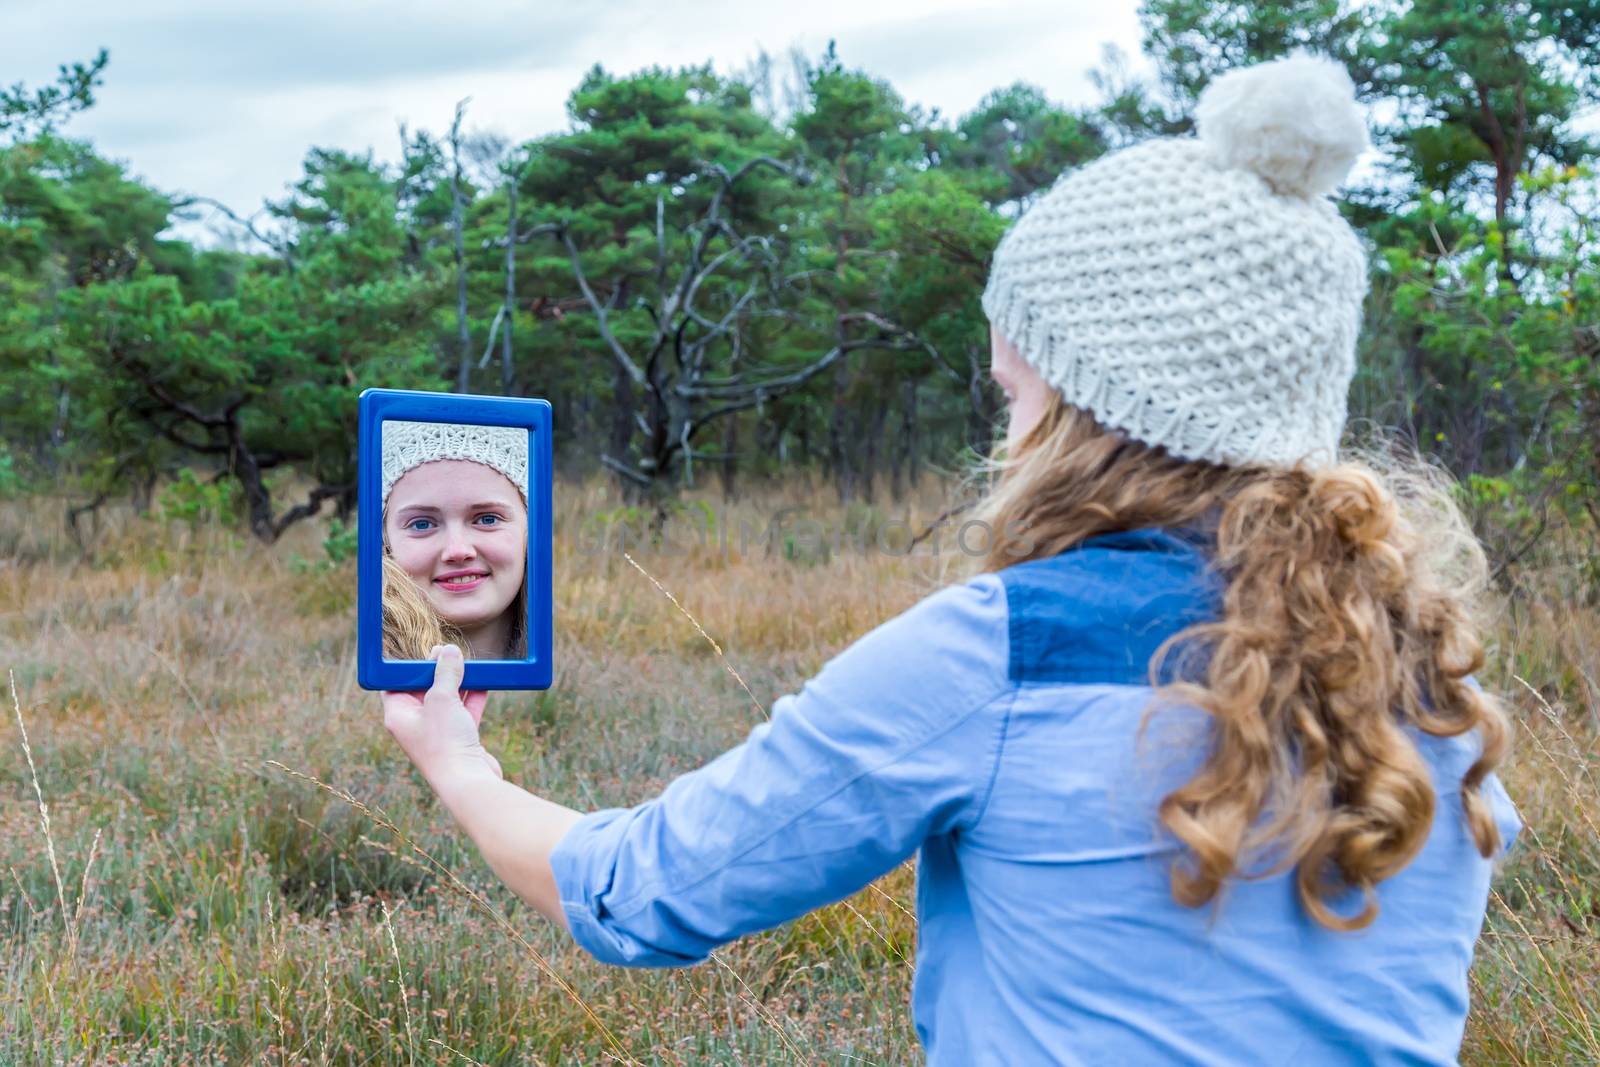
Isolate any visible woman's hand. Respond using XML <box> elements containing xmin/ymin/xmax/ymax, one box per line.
<box><xmin>382</xmin><ymin>644</ymin><xmax>581</xmax><ymax>927</ymax></box>
<box><xmin>382</xmin><ymin>644</ymin><xmax>503</xmax><ymax>792</ymax></box>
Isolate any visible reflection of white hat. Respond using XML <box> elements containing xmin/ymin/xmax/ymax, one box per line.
<box><xmin>382</xmin><ymin>421</ymin><xmax>529</xmax><ymax>507</ymax></box>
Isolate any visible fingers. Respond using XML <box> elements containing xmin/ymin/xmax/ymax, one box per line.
<box><xmin>380</xmin><ymin>690</ymin><xmax>424</xmax><ymax>737</ymax></box>
<box><xmin>380</xmin><ymin>692</ymin><xmax>404</xmax><ymax>736</ymax></box>
<box><xmin>428</xmin><ymin>644</ymin><xmax>466</xmax><ymax>700</ymax></box>
<box><xmin>463</xmin><ymin>690</ymin><xmax>489</xmax><ymax>726</ymax></box>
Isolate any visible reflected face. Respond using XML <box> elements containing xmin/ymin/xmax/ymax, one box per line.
<box><xmin>383</xmin><ymin>460</ymin><xmax>527</xmax><ymax>633</ymax></box>
<box><xmin>989</xmin><ymin>321</ymin><xmax>1053</xmax><ymax>452</ymax></box>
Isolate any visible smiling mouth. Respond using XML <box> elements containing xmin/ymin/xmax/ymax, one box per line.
<box><xmin>435</xmin><ymin>573</ymin><xmax>489</xmax><ymax>590</ymax></box>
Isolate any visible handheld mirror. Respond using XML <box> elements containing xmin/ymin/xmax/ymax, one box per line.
<box><xmin>357</xmin><ymin>389</ymin><xmax>553</xmax><ymax>691</ymax></box>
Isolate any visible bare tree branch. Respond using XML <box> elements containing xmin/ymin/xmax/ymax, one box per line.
<box><xmin>270</xmin><ymin>483</ymin><xmax>352</xmax><ymax>540</ymax></box>
<box><xmin>175</xmin><ymin>196</ymin><xmax>295</xmax><ymax>273</ymax></box>
<box><xmin>477</xmin><ymin>303</ymin><xmax>507</xmax><ymax>369</ymax></box>
<box><xmin>599</xmin><ymin>452</ymin><xmax>652</xmax><ymax>486</ymax></box>
<box><xmin>850</xmin><ymin>310</ymin><xmax>967</xmax><ymax>383</ymax></box>
<box><xmin>683</xmin><ymin>340</ymin><xmax>856</xmax><ymax>420</ymax></box>
<box><xmin>449</xmin><ymin>97</ymin><xmax>473</xmax><ymax>393</ymax></box>
<box><xmin>556</xmin><ymin>227</ymin><xmax>647</xmax><ymax>386</ymax></box>
<box><xmin>484</xmin><ymin>152</ymin><xmax>846</xmax><ymax>496</ymax></box>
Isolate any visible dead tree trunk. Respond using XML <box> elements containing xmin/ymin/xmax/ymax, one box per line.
<box><xmin>501</xmin><ymin>169</ymin><xmax>517</xmax><ymax>395</ymax></box>
<box><xmin>797</xmin><ymin>415</ymin><xmax>812</xmax><ymax>468</ymax></box>
<box><xmin>829</xmin><ymin>353</ymin><xmax>855</xmax><ymax>505</ymax></box>
<box><xmin>450</xmin><ymin>99</ymin><xmax>472</xmax><ymax>393</ymax></box>
<box><xmin>906</xmin><ymin>379</ymin><xmax>921</xmax><ymax>492</ymax></box>
<box><xmin>610</xmin><ymin>356</ymin><xmax>639</xmax><ymax>499</ymax></box>
<box><xmin>890</xmin><ymin>377</ymin><xmax>919</xmax><ymax>502</ymax></box>
<box><xmin>720</xmin><ymin>344</ymin><xmax>741</xmax><ymax>501</ymax></box>
<box><xmin>719</xmin><ymin>415</ymin><xmax>739</xmax><ymax>501</ymax></box>
<box><xmin>861</xmin><ymin>394</ymin><xmax>888</xmax><ymax>503</ymax></box>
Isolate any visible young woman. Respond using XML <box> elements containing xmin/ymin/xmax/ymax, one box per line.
<box><xmin>380</xmin><ymin>421</ymin><xmax>529</xmax><ymax>660</ymax></box>
<box><xmin>381</xmin><ymin>52</ymin><xmax>1521</xmax><ymax>1064</ymax></box>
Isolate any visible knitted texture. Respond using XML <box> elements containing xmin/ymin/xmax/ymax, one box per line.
<box><xmin>981</xmin><ymin>51</ymin><xmax>1371</xmax><ymax>469</ymax></box>
<box><xmin>381</xmin><ymin>420</ymin><xmax>530</xmax><ymax>507</ymax></box>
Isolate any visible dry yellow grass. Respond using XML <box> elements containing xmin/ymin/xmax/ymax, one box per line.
<box><xmin>1</xmin><ymin>476</ymin><xmax>1595</xmax><ymax>1064</ymax></box>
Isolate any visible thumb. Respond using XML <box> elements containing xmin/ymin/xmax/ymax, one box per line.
<box><xmin>428</xmin><ymin>643</ymin><xmax>466</xmax><ymax>699</ymax></box>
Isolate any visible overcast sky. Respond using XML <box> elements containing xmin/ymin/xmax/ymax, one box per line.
<box><xmin>4</xmin><ymin>0</ymin><xmax>1154</xmax><ymax>243</ymax></box>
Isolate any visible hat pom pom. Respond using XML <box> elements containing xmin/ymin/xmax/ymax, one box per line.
<box><xmin>1193</xmin><ymin>49</ymin><xmax>1369</xmax><ymax>199</ymax></box>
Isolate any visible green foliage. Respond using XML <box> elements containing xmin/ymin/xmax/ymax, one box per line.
<box><xmin>287</xmin><ymin>518</ymin><xmax>359</xmax><ymax>583</ymax></box>
<box><xmin>0</xmin><ymin>48</ymin><xmax>108</xmax><ymax>141</ymax></box>
<box><xmin>944</xmin><ymin>83</ymin><xmax>1109</xmax><ymax>205</ymax></box>
<box><xmin>321</xmin><ymin>517</ymin><xmax>358</xmax><ymax>564</ymax></box>
<box><xmin>157</xmin><ymin>469</ymin><xmax>241</xmax><ymax>528</ymax></box>
<box><xmin>0</xmin><ymin>445</ymin><xmax>21</xmax><ymax>498</ymax></box>
<box><xmin>1136</xmin><ymin>0</ymin><xmax>1361</xmax><ymax>114</ymax></box>
<box><xmin>781</xmin><ymin>526</ymin><xmax>832</xmax><ymax>567</ymax></box>
<box><xmin>1</xmin><ymin>132</ymin><xmax>445</xmax><ymax>543</ymax></box>
<box><xmin>1359</xmin><ymin>0</ymin><xmax>1600</xmax><ymax>217</ymax></box>
<box><xmin>2</xmin><ymin>28</ymin><xmax>1598</xmax><ymax>582</ymax></box>
<box><xmin>1127</xmin><ymin>0</ymin><xmax>1600</xmax><ymax>583</ymax></box>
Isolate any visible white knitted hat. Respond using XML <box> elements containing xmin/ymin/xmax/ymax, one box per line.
<box><xmin>381</xmin><ymin>420</ymin><xmax>529</xmax><ymax>507</ymax></box>
<box><xmin>981</xmin><ymin>50</ymin><xmax>1372</xmax><ymax>468</ymax></box>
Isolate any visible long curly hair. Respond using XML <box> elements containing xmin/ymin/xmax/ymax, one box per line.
<box><xmin>381</xmin><ymin>553</ymin><xmax>467</xmax><ymax>660</ymax></box>
<box><xmin>967</xmin><ymin>394</ymin><xmax>1510</xmax><ymax>930</ymax></box>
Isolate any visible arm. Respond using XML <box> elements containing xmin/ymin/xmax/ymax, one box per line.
<box><xmin>434</xmin><ymin>773</ymin><xmax>582</xmax><ymax>926</ymax></box>
<box><xmin>380</xmin><ymin>644</ymin><xmax>580</xmax><ymax>925</ymax></box>
<box><xmin>550</xmin><ymin>574</ymin><xmax>1013</xmax><ymax>966</ymax></box>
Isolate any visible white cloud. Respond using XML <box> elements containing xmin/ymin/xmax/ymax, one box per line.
<box><xmin>4</xmin><ymin>0</ymin><xmax>1148</xmax><ymax>241</ymax></box>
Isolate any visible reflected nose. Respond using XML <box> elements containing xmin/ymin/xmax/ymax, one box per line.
<box><xmin>441</xmin><ymin>525</ymin><xmax>477</xmax><ymax>563</ymax></box>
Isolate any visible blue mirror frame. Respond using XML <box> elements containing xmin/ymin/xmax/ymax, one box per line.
<box><xmin>357</xmin><ymin>388</ymin><xmax>553</xmax><ymax>691</ymax></box>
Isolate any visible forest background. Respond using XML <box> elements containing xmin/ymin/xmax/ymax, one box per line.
<box><xmin>2</xmin><ymin>0</ymin><xmax>1597</xmax><ymax>554</ymax></box>
<box><xmin>3</xmin><ymin>1</ymin><xmax>1599</xmax><ymax>1063</ymax></box>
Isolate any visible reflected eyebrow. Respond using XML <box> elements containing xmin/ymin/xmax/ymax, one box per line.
<box><xmin>395</xmin><ymin>501</ymin><xmax>516</xmax><ymax>515</ymax></box>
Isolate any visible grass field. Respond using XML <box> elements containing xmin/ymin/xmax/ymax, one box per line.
<box><xmin>1</xmin><ymin>477</ymin><xmax>1596</xmax><ymax>1065</ymax></box>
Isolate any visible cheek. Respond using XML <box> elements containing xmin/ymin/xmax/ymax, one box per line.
<box><xmin>488</xmin><ymin>516</ymin><xmax>527</xmax><ymax>570</ymax></box>
<box><xmin>1005</xmin><ymin>384</ymin><xmax>1051</xmax><ymax>447</ymax></box>
<box><xmin>387</xmin><ymin>534</ymin><xmax>435</xmax><ymax>578</ymax></box>
<box><xmin>488</xmin><ymin>534</ymin><xmax>525</xmax><ymax>579</ymax></box>
<box><xmin>1014</xmin><ymin>389</ymin><xmax>1048</xmax><ymax>430</ymax></box>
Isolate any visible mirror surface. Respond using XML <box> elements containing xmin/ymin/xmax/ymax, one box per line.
<box><xmin>379</xmin><ymin>419</ymin><xmax>531</xmax><ymax>662</ymax></box>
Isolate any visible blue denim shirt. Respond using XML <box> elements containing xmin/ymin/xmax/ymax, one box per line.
<box><xmin>550</xmin><ymin>527</ymin><xmax>1522</xmax><ymax>1065</ymax></box>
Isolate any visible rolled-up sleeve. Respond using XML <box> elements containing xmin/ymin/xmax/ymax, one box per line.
<box><xmin>548</xmin><ymin>573</ymin><xmax>1013</xmax><ymax>967</ymax></box>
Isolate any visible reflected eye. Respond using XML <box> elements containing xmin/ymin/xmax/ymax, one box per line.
<box><xmin>404</xmin><ymin>518</ymin><xmax>436</xmax><ymax>532</ymax></box>
<box><xmin>475</xmin><ymin>514</ymin><xmax>505</xmax><ymax>527</ymax></box>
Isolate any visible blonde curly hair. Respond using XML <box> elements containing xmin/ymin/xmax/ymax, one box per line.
<box><xmin>967</xmin><ymin>395</ymin><xmax>1510</xmax><ymax>931</ymax></box>
<box><xmin>381</xmin><ymin>553</ymin><xmax>467</xmax><ymax>661</ymax></box>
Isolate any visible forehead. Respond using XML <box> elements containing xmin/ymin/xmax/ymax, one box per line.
<box><xmin>388</xmin><ymin>460</ymin><xmax>524</xmax><ymax>511</ymax></box>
